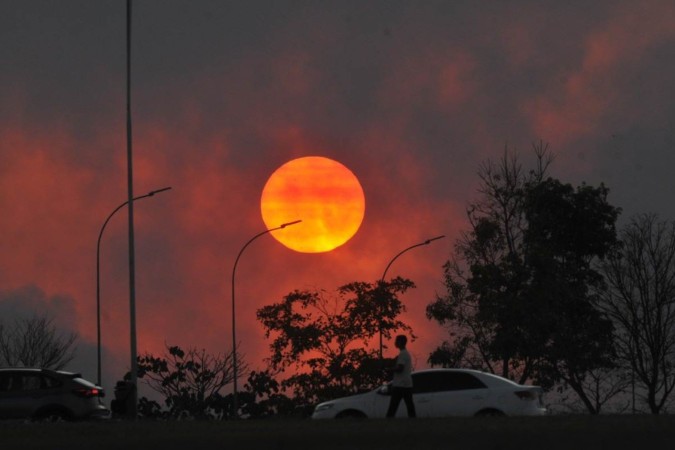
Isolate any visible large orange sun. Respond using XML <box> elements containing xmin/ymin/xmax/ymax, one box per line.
<box><xmin>260</xmin><ymin>156</ymin><xmax>366</xmax><ymax>253</ymax></box>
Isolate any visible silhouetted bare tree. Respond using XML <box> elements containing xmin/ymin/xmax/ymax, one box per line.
<box><xmin>0</xmin><ymin>314</ymin><xmax>77</xmax><ymax>370</ymax></box>
<box><xmin>601</xmin><ymin>213</ymin><xmax>675</xmax><ymax>414</ymax></box>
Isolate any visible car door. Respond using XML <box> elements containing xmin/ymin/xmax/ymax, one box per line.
<box><xmin>408</xmin><ymin>372</ymin><xmax>443</xmax><ymax>418</ymax></box>
<box><xmin>428</xmin><ymin>371</ymin><xmax>490</xmax><ymax>417</ymax></box>
<box><xmin>0</xmin><ymin>372</ymin><xmax>18</xmax><ymax>419</ymax></box>
<box><xmin>0</xmin><ymin>372</ymin><xmax>64</xmax><ymax>419</ymax></box>
<box><xmin>0</xmin><ymin>371</ymin><xmax>35</xmax><ymax>419</ymax></box>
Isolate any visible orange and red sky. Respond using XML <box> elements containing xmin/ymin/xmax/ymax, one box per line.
<box><xmin>2</xmin><ymin>1</ymin><xmax>675</xmax><ymax>395</ymax></box>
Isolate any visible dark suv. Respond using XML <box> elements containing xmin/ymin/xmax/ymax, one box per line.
<box><xmin>0</xmin><ymin>368</ymin><xmax>109</xmax><ymax>421</ymax></box>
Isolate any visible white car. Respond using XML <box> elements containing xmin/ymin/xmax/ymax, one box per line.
<box><xmin>312</xmin><ymin>368</ymin><xmax>546</xmax><ymax>419</ymax></box>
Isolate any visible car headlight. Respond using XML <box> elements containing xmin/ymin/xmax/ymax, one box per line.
<box><xmin>314</xmin><ymin>403</ymin><xmax>334</xmax><ymax>412</ymax></box>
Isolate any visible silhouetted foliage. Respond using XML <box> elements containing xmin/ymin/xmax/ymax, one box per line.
<box><xmin>522</xmin><ymin>177</ymin><xmax>620</xmax><ymax>413</ymax></box>
<box><xmin>257</xmin><ymin>278</ymin><xmax>414</xmax><ymax>411</ymax></box>
<box><xmin>136</xmin><ymin>344</ymin><xmax>246</xmax><ymax>419</ymax></box>
<box><xmin>427</xmin><ymin>145</ymin><xmax>551</xmax><ymax>381</ymax></box>
<box><xmin>0</xmin><ymin>314</ymin><xmax>77</xmax><ymax>370</ymax></box>
<box><xmin>137</xmin><ymin>397</ymin><xmax>164</xmax><ymax>419</ymax></box>
<box><xmin>427</xmin><ymin>143</ymin><xmax>622</xmax><ymax>414</ymax></box>
<box><xmin>555</xmin><ymin>367</ymin><xmax>632</xmax><ymax>414</ymax></box>
<box><xmin>238</xmin><ymin>370</ymin><xmax>298</xmax><ymax>418</ymax></box>
<box><xmin>601</xmin><ymin>213</ymin><xmax>675</xmax><ymax>414</ymax></box>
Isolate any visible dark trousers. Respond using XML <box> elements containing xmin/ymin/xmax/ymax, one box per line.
<box><xmin>386</xmin><ymin>386</ymin><xmax>416</xmax><ymax>418</ymax></box>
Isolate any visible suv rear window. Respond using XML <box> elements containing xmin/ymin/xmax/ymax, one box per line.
<box><xmin>41</xmin><ymin>375</ymin><xmax>63</xmax><ymax>389</ymax></box>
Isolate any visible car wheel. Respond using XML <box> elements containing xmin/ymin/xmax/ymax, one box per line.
<box><xmin>335</xmin><ymin>410</ymin><xmax>367</xmax><ymax>419</ymax></box>
<box><xmin>474</xmin><ymin>409</ymin><xmax>505</xmax><ymax>418</ymax></box>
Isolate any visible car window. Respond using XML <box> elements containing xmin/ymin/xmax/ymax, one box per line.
<box><xmin>413</xmin><ymin>373</ymin><xmax>446</xmax><ymax>394</ymax></box>
<box><xmin>413</xmin><ymin>372</ymin><xmax>487</xmax><ymax>394</ymax></box>
<box><xmin>446</xmin><ymin>372</ymin><xmax>487</xmax><ymax>390</ymax></box>
<box><xmin>0</xmin><ymin>373</ymin><xmax>59</xmax><ymax>392</ymax></box>
<box><xmin>41</xmin><ymin>375</ymin><xmax>63</xmax><ymax>389</ymax></box>
<box><xmin>22</xmin><ymin>374</ymin><xmax>42</xmax><ymax>391</ymax></box>
<box><xmin>0</xmin><ymin>374</ymin><xmax>26</xmax><ymax>392</ymax></box>
<box><xmin>0</xmin><ymin>373</ymin><xmax>11</xmax><ymax>392</ymax></box>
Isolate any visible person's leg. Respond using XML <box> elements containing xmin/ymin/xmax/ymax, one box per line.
<box><xmin>403</xmin><ymin>388</ymin><xmax>416</xmax><ymax>418</ymax></box>
<box><xmin>386</xmin><ymin>387</ymin><xmax>403</xmax><ymax>418</ymax></box>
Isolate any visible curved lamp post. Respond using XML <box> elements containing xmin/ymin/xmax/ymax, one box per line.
<box><xmin>378</xmin><ymin>235</ymin><xmax>445</xmax><ymax>359</ymax></box>
<box><xmin>231</xmin><ymin>219</ymin><xmax>302</xmax><ymax>417</ymax></box>
<box><xmin>96</xmin><ymin>187</ymin><xmax>171</xmax><ymax>387</ymax></box>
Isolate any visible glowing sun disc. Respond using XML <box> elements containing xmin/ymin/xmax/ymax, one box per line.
<box><xmin>260</xmin><ymin>156</ymin><xmax>366</xmax><ymax>253</ymax></box>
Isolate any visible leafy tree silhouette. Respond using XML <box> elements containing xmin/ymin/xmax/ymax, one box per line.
<box><xmin>257</xmin><ymin>278</ymin><xmax>414</xmax><ymax>414</ymax></box>
<box><xmin>427</xmin><ymin>143</ymin><xmax>622</xmax><ymax>414</ymax></box>
<box><xmin>135</xmin><ymin>344</ymin><xmax>246</xmax><ymax>419</ymax></box>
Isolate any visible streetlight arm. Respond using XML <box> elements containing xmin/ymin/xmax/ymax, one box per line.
<box><xmin>97</xmin><ymin>187</ymin><xmax>173</xmax><ymax>250</ymax></box>
<box><xmin>381</xmin><ymin>235</ymin><xmax>445</xmax><ymax>282</ymax></box>
<box><xmin>377</xmin><ymin>234</ymin><xmax>445</xmax><ymax>359</ymax></box>
<box><xmin>95</xmin><ymin>186</ymin><xmax>172</xmax><ymax>386</ymax></box>
<box><xmin>231</xmin><ymin>220</ymin><xmax>302</xmax><ymax>275</ymax></box>
<box><xmin>230</xmin><ymin>219</ymin><xmax>301</xmax><ymax>417</ymax></box>
<box><xmin>232</xmin><ymin>231</ymin><xmax>273</xmax><ymax>274</ymax></box>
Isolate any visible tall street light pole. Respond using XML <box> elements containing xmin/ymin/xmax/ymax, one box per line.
<box><xmin>379</xmin><ymin>235</ymin><xmax>445</xmax><ymax>359</ymax></box>
<box><xmin>125</xmin><ymin>0</ymin><xmax>138</xmax><ymax>419</ymax></box>
<box><xmin>96</xmin><ymin>187</ymin><xmax>172</xmax><ymax>387</ymax></box>
<box><xmin>231</xmin><ymin>219</ymin><xmax>301</xmax><ymax>418</ymax></box>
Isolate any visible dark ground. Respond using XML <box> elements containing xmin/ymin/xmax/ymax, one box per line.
<box><xmin>1</xmin><ymin>415</ymin><xmax>672</xmax><ymax>450</ymax></box>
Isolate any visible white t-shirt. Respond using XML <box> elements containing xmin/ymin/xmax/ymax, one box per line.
<box><xmin>392</xmin><ymin>348</ymin><xmax>413</xmax><ymax>388</ymax></box>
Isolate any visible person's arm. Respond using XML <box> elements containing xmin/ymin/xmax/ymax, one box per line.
<box><xmin>392</xmin><ymin>355</ymin><xmax>404</xmax><ymax>373</ymax></box>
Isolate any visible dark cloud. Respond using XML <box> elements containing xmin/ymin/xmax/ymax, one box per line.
<box><xmin>1</xmin><ymin>0</ymin><xmax>675</xmax><ymax>380</ymax></box>
<box><xmin>0</xmin><ymin>285</ymin><xmax>91</xmax><ymax>378</ymax></box>
<box><xmin>0</xmin><ymin>284</ymin><xmax>79</xmax><ymax>331</ymax></box>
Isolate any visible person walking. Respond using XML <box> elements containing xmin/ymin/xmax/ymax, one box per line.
<box><xmin>386</xmin><ymin>334</ymin><xmax>416</xmax><ymax>418</ymax></box>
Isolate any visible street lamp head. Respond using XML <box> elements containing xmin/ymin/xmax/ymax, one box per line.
<box><xmin>280</xmin><ymin>219</ymin><xmax>302</xmax><ymax>228</ymax></box>
<box><xmin>148</xmin><ymin>187</ymin><xmax>172</xmax><ymax>196</ymax></box>
<box><xmin>424</xmin><ymin>235</ymin><xmax>445</xmax><ymax>245</ymax></box>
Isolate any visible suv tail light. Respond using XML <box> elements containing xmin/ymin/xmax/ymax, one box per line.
<box><xmin>73</xmin><ymin>387</ymin><xmax>104</xmax><ymax>398</ymax></box>
<box><xmin>514</xmin><ymin>390</ymin><xmax>537</xmax><ymax>401</ymax></box>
